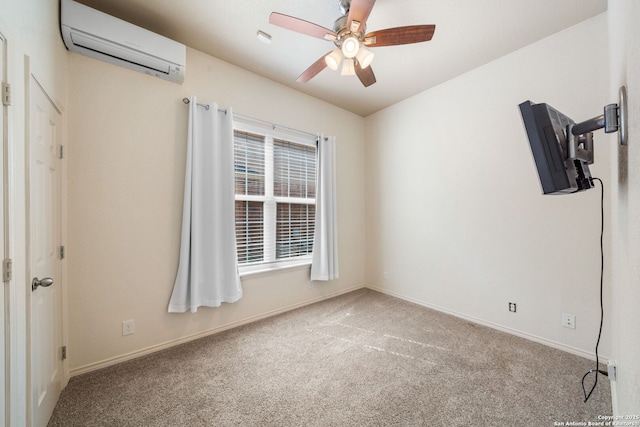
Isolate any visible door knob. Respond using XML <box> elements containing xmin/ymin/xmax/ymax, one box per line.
<box><xmin>32</xmin><ymin>277</ymin><xmax>54</xmax><ymax>291</ymax></box>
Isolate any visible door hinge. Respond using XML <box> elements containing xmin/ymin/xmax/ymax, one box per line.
<box><xmin>59</xmin><ymin>144</ymin><xmax>65</xmax><ymax>159</ymax></box>
<box><xmin>2</xmin><ymin>82</ymin><xmax>11</xmax><ymax>106</ymax></box>
<box><xmin>59</xmin><ymin>246</ymin><xmax>65</xmax><ymax>260</ymax></box>
<box><xmin>2</xmin><ymin>258</ymin><xmax>12</xmax><ymax>282</ymax></box>
<box><xmin>61</xmin><ymin>346</ymin><xmax>67</xmax><ymax>361</ymax></box>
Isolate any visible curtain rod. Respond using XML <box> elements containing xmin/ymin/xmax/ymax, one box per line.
<box><xmin>182</xmin><ymin>97</ymin><xmax>318</xmax><ymax>140</ymax></box>
<box><xmin>182</xmin><ymin>97</ymin><xmax>218</xmax><ymax>112</ymax></box>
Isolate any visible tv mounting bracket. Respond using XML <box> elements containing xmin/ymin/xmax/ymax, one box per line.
<box><xmin>566</xmin><ymin>86</ymin><xmax>628</xmax><ymax>165</ymax></box>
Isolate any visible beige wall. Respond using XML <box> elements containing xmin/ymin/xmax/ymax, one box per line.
<box><xmin>364</xmin><ymin>14</ymin><xmax>612</xmax><ymax>359</ymax></box>
<box><xmin>608</xmin><ymin>0</ymin><xmax>640</xmax><ymax>416</ymax></box>
<box><xmin>67</xmin><ymin>47</ymin><xmax>366</xmax><ymax>372</ymax></box>
<box><xmin>0</xmin><ymin>0</ymin><xmax>69</xmax><ymax>104</ymax></box>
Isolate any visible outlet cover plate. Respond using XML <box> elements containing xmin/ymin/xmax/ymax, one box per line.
<box><xmin>122</xmin><ymin>319</ymin><xmax>135</xmax><ymax>336</ymax></box>
<box><xmin>562</xmin><ymin>313</ymin><xmax>576</xmax><ymax>329</ymax></box>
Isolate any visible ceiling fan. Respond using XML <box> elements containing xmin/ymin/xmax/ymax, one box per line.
<box><xmin>269</xmin><ymin>0</ymin><xmax>436</xmax><ymax>87</ymax></box>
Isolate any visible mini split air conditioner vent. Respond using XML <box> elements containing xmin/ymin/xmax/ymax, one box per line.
<box><xmin>70</xmin><ymin>32</ymin><xmax>172</xmax><ymax>75</ymax></box>
<box><xmin>61</xmin><ymin>0</ymin><xmax>186</xmax><ymax>84</ymax></box>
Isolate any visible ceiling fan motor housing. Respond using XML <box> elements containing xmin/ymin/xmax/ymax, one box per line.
<box><xmin>333</xmin><ymin>15</ymin><xmax>350</xmax><ymax>36</ymax></box>
<box><xmin>333</xmin><ymin>5</ymin><xmax>366</xmax><ymax>47</ymax></box>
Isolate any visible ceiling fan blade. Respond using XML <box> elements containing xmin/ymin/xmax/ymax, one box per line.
<box><xmin>270</xmin><ymin>12</ymin><xmax>337</xmax><ymax>40</ymax></box>
<box><xmin>347</xmin><ymin>0</ymin><xmax>376</xmax><ymax>33</ymax></box>
<box><xmin>365</xmin><ymin>25</ymin><xmax>436</xmax><ymax>47</ymax></box>
<box><xmin>355</xmin><ymin>61</ymin><xmax>376</xmax><ymax>87</ymax></box>
<box><xmin>296</xmin><ymin>52</ymin><xmax>332</xmax><ymax>83</ymax></box>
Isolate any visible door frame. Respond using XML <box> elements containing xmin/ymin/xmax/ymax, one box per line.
<box><xmin>1</xmin><ymin>28</ymin><xmax>7</xmax><ymax>427</ymax></box>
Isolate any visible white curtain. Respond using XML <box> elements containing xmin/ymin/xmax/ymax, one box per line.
<box><xmin>168</xmin><ymin>97</ymin><xmax>242</xmax><ymax>313</ymax></box>
<box><xmin>311</xmin><ymin>135</ymin><xmax>339</xmax><ymax>281</ymax></box>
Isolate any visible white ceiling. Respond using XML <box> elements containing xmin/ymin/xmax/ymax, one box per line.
<box><xmin>73</xmin><ymin>0</ymin><xmax>607</xmax><ymax>117</ymax></box>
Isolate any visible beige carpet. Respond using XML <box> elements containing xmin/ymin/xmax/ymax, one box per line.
<box><xmin>49</xmin><ymin>288</ymin><xmax>611</xmax><ymax>426</ymax></box>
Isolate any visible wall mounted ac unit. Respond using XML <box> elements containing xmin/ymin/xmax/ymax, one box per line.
<box><xmin>61</xmin><ymin>0</ymin><xmax>186</xmax><ymax>84</ymax></box>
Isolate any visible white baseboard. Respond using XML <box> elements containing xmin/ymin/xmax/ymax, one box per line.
<box><xmin>365</xmin><ymin>284</ymin><xmax>610</xmax><ymax>363</ymax></box>
<box><xmin>70</xmin><ymin>284</ymin><xmax>366</xmax><ymax>377</ymax></box>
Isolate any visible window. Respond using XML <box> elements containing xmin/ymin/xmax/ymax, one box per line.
<box><xmin>234</xmin><ymin>121</ymin><xmax>316</xmax><ymax>272</ymax></box>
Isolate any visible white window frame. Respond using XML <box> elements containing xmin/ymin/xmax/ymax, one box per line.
<box><xmin>233</xmin><ymin>119</ymin><xmax>317</xmax><ymax>276</ymax></box>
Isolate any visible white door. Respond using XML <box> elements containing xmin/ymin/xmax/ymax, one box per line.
<box><xmin>29</xmin><ymin>75</ymin><xmax>63</xmax><ymax>427</ymax></box>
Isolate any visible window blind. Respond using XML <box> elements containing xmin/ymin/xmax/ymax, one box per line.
<box><xmin>234</xmin><ymin>131</ymin><xmax>266</xmax><ymax>264</ymax></box>
<box><xmin>235</xmin><ymin>200</ymin><xmax>264</xmax><ymax>264</ymax></box>
<box><xmin>233</xmin><ymin>129</ymin><xmax>316</xmax><ymax>267</ymax></box>
<box><xmin>276</xmin><ymin>203</ymin><xmax>315</xmax><ymax>259</ymax></box>
<box><xmin>234</xmin><ymin>131</ymin><xmax>265</xmax><ymax>197</ymax></box>
<box><xmin>274</xmin><ymin>138</ymin><xmax>316</xmax><ymax>199</ymax></box>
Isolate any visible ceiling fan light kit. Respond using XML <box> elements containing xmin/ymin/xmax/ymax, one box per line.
<box><xmin>269</xmin><ymin>0</ymin><xmax>436</xmax><ymax>87</ymax></box>
<box><xmin>325</xmin><ymin>48</ymin><xmax>343</xmax><ymax>70</ymax></box>
<box><xmin>355</xmin><ymin>47</ymin><xmax>374</xmax><ymax>68</ymax></box>
<box><xmin>341</xmin><ymin>35</ymin><xmax>360</xmax><ymax>58</ymax></box>
<box><xmin>341</xmin><ymin>58</ymin><xmax>356</xmax><ymax>75</ymax></box>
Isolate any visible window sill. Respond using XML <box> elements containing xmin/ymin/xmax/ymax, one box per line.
<box><xmin>239</xmin><ymin>259</ymin><xmax>312</xmax><ymax>279</ymax></box>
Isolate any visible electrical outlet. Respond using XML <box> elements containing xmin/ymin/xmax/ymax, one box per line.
<box><xmin>122</xmin><ymin>319</ymin><xmax>135</xmax><ymax>336</ymax></box>
<box><xmin>562</xmin><ymin>313</ymin><xmax>576</xmax><ymax>329</ymax></box>
<box><xmin>383</xmin><ymin>272</ymin><xmax>389</xmax><ymax>281</ymax></box>
<box><xmin>508</xmin><ymin>302</ymin><xmax>517</xmax><ymax>313</ymax></box>
<box><xmin>607</xmin><ymin>360</ymin><xmax>617</xmax><ymax>381</ymax></box>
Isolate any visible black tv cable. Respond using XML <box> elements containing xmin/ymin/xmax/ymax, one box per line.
<box><xmin>581</xmin><ymin>177</ymin><xmax>608</xmax><ymax>403</ymax></box>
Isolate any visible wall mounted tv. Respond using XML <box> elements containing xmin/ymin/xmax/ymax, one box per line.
<box><xmin>519</xmin><ymin>101</ymin><xmax>593</xmax><ymax>195</ymax></box>
<box><xmin>519</xmin><ymin>88</ymin><xmax>626</xmax><ymax>195</ymax></box>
